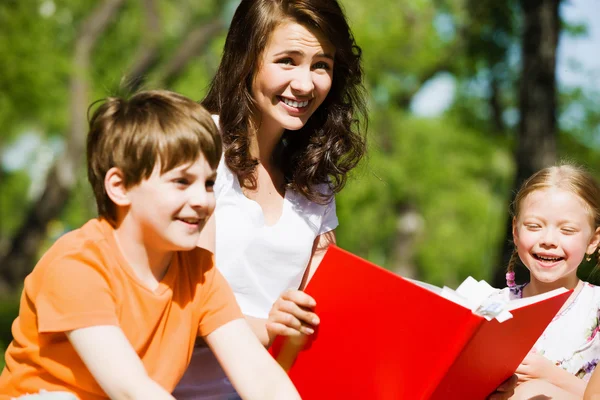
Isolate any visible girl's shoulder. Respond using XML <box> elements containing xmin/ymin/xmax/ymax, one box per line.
<box><xmin>581</xmin><ymin>281</ymin><xmax>600</xmax><ymax>301</ymax></box>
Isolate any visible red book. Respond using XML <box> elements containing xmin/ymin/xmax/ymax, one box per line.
<box><xmin>270</xmin><ymin>245</ymin><xmax>572</xmax><ymax>400</ymax></box>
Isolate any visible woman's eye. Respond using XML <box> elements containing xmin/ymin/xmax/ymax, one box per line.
<box><xmin>277</xmin><ymin>58</ymin><xmax>294</xmax><ymax>65</ymax></box>
<box><xmin>313</xmin><ymin>61</ymin><xmax>331</xmax><ymax>70</ymax></box>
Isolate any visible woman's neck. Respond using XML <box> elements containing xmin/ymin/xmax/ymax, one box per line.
<box><xmin>249</xmin><ymin>115</ymin><xmax>285</xmax><ymax>166</ymax></box>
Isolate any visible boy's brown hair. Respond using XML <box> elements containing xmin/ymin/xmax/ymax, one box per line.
<box><xmin>87</xmin><ymin>90</ymin><xmax>222</xmax><ymax>223</ymax></box>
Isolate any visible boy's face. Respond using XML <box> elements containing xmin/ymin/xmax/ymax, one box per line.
<box><xmin>125</xmin><ymin>154</ymin><xmax>216</xmax><ymax>252</ymax></box>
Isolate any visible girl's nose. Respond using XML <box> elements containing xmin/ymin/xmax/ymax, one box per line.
<box><xmin>540</xmin><ymin>228</ymin><xmax>558</xmax><ymax>247</ymax></box>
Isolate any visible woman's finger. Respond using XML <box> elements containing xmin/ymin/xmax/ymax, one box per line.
<box><xmin>266</xmin><ymin>321</ymin><xmax>314</xmax><ymax>337</ymax></box>
<box><xmin>280</xmin><ymin>289</ymin><xmax>316</xmax><ymax>309</ymax></box>
<box><xmin>276</xmin><ymin>299</ymin><xmax>320</xmax><ymax>327</ymax></box>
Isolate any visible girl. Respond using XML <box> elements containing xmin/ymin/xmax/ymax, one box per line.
<box><xmin>503</xmin><ymin>163</ymin><xmax>600</xmax><ymax>399</ymax></box>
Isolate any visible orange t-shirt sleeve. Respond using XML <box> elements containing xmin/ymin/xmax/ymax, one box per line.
<box><xmin>36</xmin><ymin>256</ymin><xmax>119</xmax><ymax>333</ymax></box>
<box><xmin>197</xmin><ymin>254</ymin><xmax>243</xmax><ymax>337</ymax></box>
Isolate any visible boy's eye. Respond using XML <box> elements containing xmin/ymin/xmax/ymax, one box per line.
<box><xmin>174</xmin><ymin>178</ymin><xmax>190</xmax><ymax>186</ymax></box>
<box><xmin>206</xmin><ymin>180</ymin><xmax>215</xmax><ymax>191</ymax></box>
<box><xmin>277</xmin><ymin>57</ymin><xmax>294</xmax><ymax>65</ymax></box>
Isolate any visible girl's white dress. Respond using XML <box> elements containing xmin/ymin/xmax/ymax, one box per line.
<box><xmin>505</xmin><ymin>282</ymin><xmax>600</xmax><ymax>381</ymax></box>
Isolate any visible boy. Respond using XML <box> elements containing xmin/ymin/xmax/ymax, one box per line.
<box><xmin>0</xmin><ymin>90</ymin><xmax>300</xmax><ymax>400</ymax></box>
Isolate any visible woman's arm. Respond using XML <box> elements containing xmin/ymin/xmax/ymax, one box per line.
<box><xmin>299</xmin><ymin>230</ymin><xmax>336</xmax><ymax>290</ymax></box>
<box><xmin>67</xmin><ymin>326</ymin><xmax>175</xmax><ymax>400</ymax></box>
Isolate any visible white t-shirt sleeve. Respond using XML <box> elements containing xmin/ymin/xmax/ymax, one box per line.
<box><xmin>318</xmin><ymin>196</ymin><xmax>339</xmax><ymax>235</ymax></box>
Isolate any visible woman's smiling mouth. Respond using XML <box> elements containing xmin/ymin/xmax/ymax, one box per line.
<box><xmin>279</xmin><ymin>96</ymin><xmax>310</xmax><ymax>109</ymax></box>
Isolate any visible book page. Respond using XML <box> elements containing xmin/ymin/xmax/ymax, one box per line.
<box><xmin>405</xmin><ymin>278</ymin><xmax>478</xmax><ymax>310</ymax></box>
<box><xmin>507</xmin><ymin>287</ymin><xmax>569</xmax><ymax>310</ymax></box>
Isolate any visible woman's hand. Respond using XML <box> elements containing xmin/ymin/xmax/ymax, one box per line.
<box><xmin>266</xmin><ymin>289</ymin><xmax>320</xmax><ymax>342</ymax></box>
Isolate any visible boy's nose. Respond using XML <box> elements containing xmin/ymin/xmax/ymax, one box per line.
<box><xmin>189</xmin><ymin>188</ymin><xmax>213</xmax><ymax>209</ymax></box>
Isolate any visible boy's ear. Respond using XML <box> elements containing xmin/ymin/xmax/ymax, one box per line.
<box><xmin>587</xmin><ymin>226</ymin><xmax>600</xmax><ymax>255</ymax></box>
<box><xmin>104</xmin><ymin>167</ymin><xmax>130</xmax><ymax>207</ymax></box>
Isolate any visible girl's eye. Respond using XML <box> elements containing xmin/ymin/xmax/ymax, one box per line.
<box><xmin>313</xmin><ymin>61</ymin><xmax>331</xmax><ymax>70</ymax></box>
<box><xmin>525</xmin><ymin>224</ymin><xmax>540</xmax><ymax>230</ymax></box>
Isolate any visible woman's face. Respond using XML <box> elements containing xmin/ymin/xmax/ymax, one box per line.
<box><xmin>252</xmin><ymin>21</ymin><xmax>335</xmax><ymax>134</ymax></box>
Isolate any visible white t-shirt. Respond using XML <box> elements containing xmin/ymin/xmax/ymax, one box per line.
<box><xmin>214</xmin><ymin>155</ymin><xmax>338</xmax><ymax>318</ymax></box>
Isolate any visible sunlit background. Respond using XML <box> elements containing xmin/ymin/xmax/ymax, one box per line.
<box><xmin>0</xmin><ymin>0</ymin><xmax>599</xmax><ymax>363</ymax></box>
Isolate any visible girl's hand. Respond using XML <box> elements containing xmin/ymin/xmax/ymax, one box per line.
<box><xmin>266</xmin><ymin>289</ymin><xmax>320</xmax><ymax>341</ymax></box>
<box><xmin>516</xmin><ymin>351</ymin><xmax>556</xmax><ymax>383</ymax></box>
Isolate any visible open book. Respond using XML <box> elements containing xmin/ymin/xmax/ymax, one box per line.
<box><xmin>270</xmin><ymin>245</ymin><xmax>571</xmax><ymax>400</ymax></box>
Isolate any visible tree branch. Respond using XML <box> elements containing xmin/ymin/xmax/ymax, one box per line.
<box><xmin>155</xmin><ymin>19</ymin><xmax>225</xmax><ymax>88</ymax></box>
<box><xmin>0</xmin><ymin>0</ymin><xmax>126</xmax><ymax>293</ymax></box>
<box><xmin>123</xmin><ymin>0</ymin><xmax>161</xmax><ymax>92</ymax></box>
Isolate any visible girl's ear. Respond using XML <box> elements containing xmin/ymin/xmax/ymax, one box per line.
<box><xmin>587</xmin><ymin>226</ymin><xmax>600</xmax><ymax>255</ymax></box>
<box><xmin>105</xmin><ymin>167</ymin><xmax>130</xmax><ymax>207</ymax></box>
<box><xmin>512</xmin><ymin>217</ymin><xmax>519</xmax><ymax>246</ymax></box>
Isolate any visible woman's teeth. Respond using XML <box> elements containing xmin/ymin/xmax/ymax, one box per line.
<box><xmin>281</xmin><ymin>97</ymin><xmax>309</xmax><ymax>108</ymax></box>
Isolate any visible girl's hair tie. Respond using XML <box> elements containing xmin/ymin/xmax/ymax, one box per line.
<box><xmin>506</xmin><ymin>271</ymin><xmax>516</xmax><ymax>288</ymax></box>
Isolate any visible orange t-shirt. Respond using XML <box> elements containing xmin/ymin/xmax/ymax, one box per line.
<box><xmin>0</xmin><ymin>218</ymin><xmax>242</xmax><ymax>399</ymax></box>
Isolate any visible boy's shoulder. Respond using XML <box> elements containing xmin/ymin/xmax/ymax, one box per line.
<box><xmin>34</xmin><ymin>218</ymin><xmax>115</xmax><ymax>274</ymax></box>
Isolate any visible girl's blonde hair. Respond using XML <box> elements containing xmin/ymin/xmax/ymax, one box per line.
<box><xmin>507</xmin><ymin>163</ymin><xmax>600</xmax><ymax>282</ymax></box>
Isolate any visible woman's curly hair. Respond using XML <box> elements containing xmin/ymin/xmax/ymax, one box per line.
<box><xmin>202</xmin><ymin>0</ymin><xmax>367</xmax><ymax>204</ymax></box>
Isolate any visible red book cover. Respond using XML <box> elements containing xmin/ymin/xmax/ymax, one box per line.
<box><xmin>270</xmin><ymin>245</ymin><xmax>571</xmax><ymax>400</ymax></box>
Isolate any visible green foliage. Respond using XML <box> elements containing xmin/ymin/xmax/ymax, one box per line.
<box><xmin>0</xmin><ymin>293</ymin><xmax>20</xmax><ymax>370</ymax></box>
<box><xmin>337</xmin><ymin>109</ymin><xmax>514</xmax><ymax>286</ymax></box>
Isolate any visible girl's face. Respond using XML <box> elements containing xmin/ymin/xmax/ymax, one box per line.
<box><xmin>251</xmin><ymin>21</ymin><xmax>334</xmax><ymax>135</ymax></box>
<box><xmin>513</xmin><ymin>188</ymin><xmax>600</xmax><ymax>289</ymax></box>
